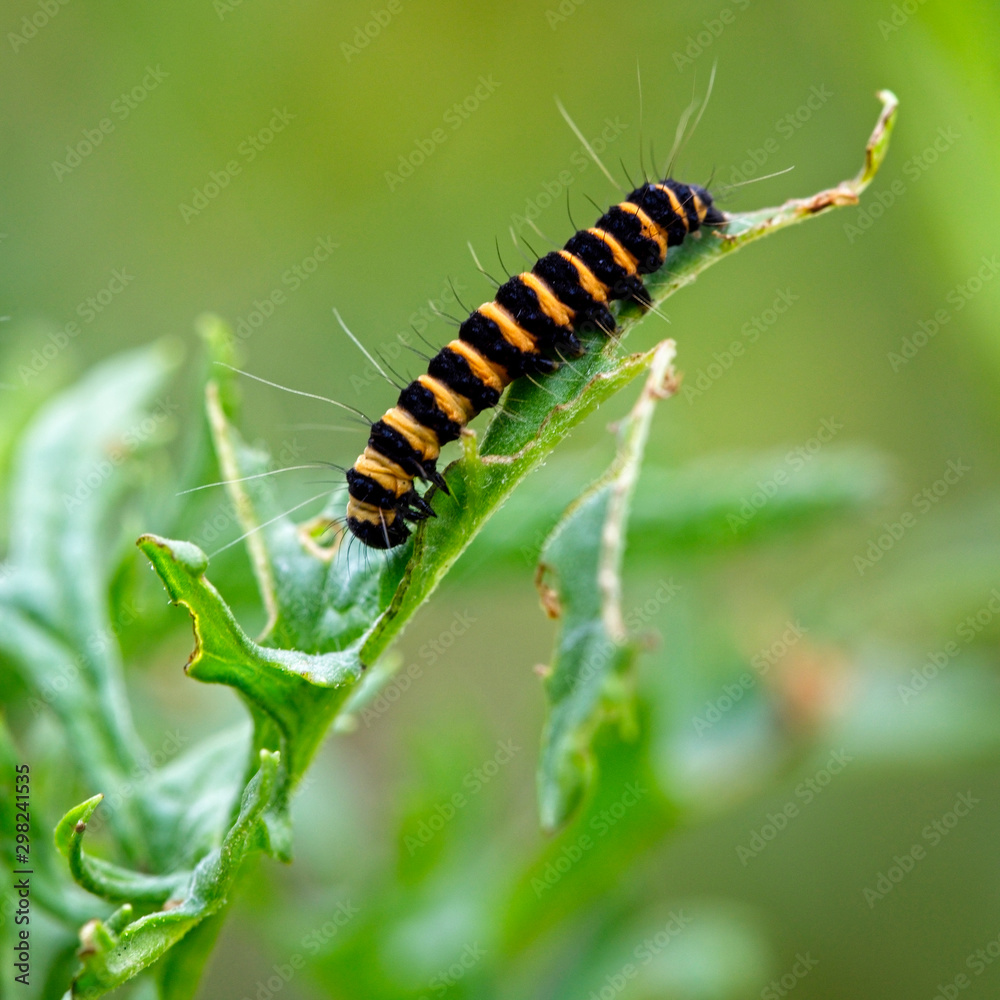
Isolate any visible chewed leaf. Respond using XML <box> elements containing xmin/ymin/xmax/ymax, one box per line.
<box><xmin>137</xmin><ymin>534</ymin><xmax>361</xmax><ymax>852</ymax></box>
<box><xmin>67</xmin><ymin>751</ymin><xmax>278</xmax><ymax>998</ymax></box>
<box><xmin>449</xmin><ymin>448</ymin><xmax>890</xmax><ymax>574</ymax></box>
<box><xmin>537</xmin><ymin>342</ymin><xmax>678</xmax><ymax>832</ymax></box>
<box><xmin>361</xmin><ymin>91</ymin><xmax>899</xmax><ymax>665</ymax></box>
<box><xmin>361</xmin><ymin>346</ymin><xmax>658</xmax><ymax>665</ymax></box>
<box><xmin>180</xmin><ymin>96</ymin><xmax>899</xmax><ymax>681</ymax></box>
<box><xmin>115</xmin><ymin>93</ymin><xmax>900</xmax><ymax>994</ymax></box>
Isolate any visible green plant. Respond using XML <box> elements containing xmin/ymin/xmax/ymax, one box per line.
<box><xmin>0</xmin><ymin>93</ymin><xmax>897</xmax><ymax>998</ymax></box>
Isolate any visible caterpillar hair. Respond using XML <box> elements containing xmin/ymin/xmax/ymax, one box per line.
<box><xmin>345</xmin><ymin>178</ymin><xmax>726</xmax><ymax>549</ymax></box>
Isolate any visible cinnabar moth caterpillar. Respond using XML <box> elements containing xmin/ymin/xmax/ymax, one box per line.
<box><xmin>346</xmin><ymin>179</ymin><xmax>725</xmax><ymax>548</ymax></box>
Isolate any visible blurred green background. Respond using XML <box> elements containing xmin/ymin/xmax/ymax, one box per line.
<box><xmin>2</xmin><ymin>0</ymin><xmax>1000</xmax><ymax>997</ymax></box>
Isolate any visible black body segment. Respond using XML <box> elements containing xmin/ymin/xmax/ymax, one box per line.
<box><xmin>494</xmin><ymin>277</ymin><xmax>564</xmax><ymax>347</ymax></box>
<box><xmin>426</xmin><ymin>347</ymin><xmax>502</xmax><ymax>413</ymax></box>
<box><xmin>631</xmin><ymin>184</ymin><xmax>690</xmax><ymax>244</ymax></box>
<box><xmin>345</xmin><ymin>178</ymin><xmax>725</xmax><ymax>548</ymax></box>
<box><xmin>367</xmin><ymin>419</ymin><xmax>428</xmax><ymax>478</ymax></box>
<box><xmin>563</xmin><ymin>229</ymin><xmax>638</xmax><ymax>297</ymax></box>
<box><xmin>398</xmin><ymin>381</ymin><xmax>463</xmax><ymax>445</ymax></box>
<box><xmin>595</xmin><ymin>205</ymin><xmax>664</xmax><ymax>273</ymax></box>
<box><xmin>346</xmin><ymin>467</ymin><xmax>397</xmax><ymax>509</ymax></box>
<box><xmin>458</xmin><ymin>309</ymin><xmax>535</xmax><ymax>378</ymax></box>
<box><xmin>346</xmin><ymin>510</ymin><xmax>410</xmax><ymax>549</ymax></box>
<box><xmin>532</xmin><ymin>252</ymin><xmax>610</xmax><ymax>323</ymax></box>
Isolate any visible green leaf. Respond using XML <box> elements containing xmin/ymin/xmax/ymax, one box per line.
<box><xmin>67</xmin><ymin>750</ymin><xmax>278</xmax><ymax>998</ymax></box>
<box><xmin>0</xmin><ymin>715</ymin><xmax>99</xmax><ymax>929</ymax></box>
<box><xmin>54</xmin><ymin>795</ymin><xmax>190</xmax><ymax>905</ymax></box>
<box><xmin>137</xmin><ymin>92</ymin><xmax>897</xmax><ymax>836</ymax></box>
<box><xmin>154</xmin><ymin>911</ymin><xmax>227</xmax><ymax>1000</ymax></box>
<box><xmin>360</xmin><ymin>90</ymin><xmax>899</xmax><ymax>666</ymax></box>
<box><xmin>135</xmin><ymin>532</ymin><xmax>361</xmax><ymax>857</ymax></box>
<box><xmin>141</xmin><ymin>724</ymin><xmax>253</xmax><ymax>873</ymax></box>
<box><xmin>451</xmin><ymin>447</ymin><xmax>890</xmax><ymax>574</ymax></box>
<box><xmin>199</xmin><ymin>367</ymin><xmax>407</xmax><ymax>655</ymax></box>
<box><xmin>535</xmin><ymin>342</ymin><xmax>677</xmax><ymax>831</ymax></box>
<box><xmin>360</xmin><ymin>343</ymin><xmax>659</xmax><ymax>665</ymax></box>
<box><xmin>0</xmin><ymin>341</ymin><xmax>182</xmax><ymax>860</ymax></box>
<box><xmin>572</xmin><ymin>902</ymin><xmax>771</xmax><ymax>1000</ymax></box>
<box><xmin>120</xmin><ymin>92</ymin><xmax>899</xmax><ymax>992</ymax></box>
<box><xmin>148</xmin><ymin>93</ymin><xmax>899</xmax><ymax>716</ymax></box>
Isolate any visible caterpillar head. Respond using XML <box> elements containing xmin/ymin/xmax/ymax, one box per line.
<box><xmin>345</xmin><ymin>499</ymin><xmax>411</xmax><ymax>549</ymax></box>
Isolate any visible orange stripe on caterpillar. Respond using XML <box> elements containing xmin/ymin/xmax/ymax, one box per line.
<box><xmin>586</xmin><ymin>227</ymin><xmax>639</xmax><ymax>275</ymax></box>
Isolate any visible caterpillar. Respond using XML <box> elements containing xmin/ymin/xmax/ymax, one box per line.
<box><xmin>345</xmin><ymin>178</ymin><xmax>726</xmax><ymax>549</ymax></box>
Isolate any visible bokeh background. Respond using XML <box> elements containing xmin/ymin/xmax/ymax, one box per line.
<box><xmin>2</xmin><ymin>1</ymin><xmax>1000</xmax><ymax>997</ymax></box>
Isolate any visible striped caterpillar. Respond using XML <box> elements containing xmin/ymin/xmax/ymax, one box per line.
<box><xmin>345</xmin><ymin>179</ymin><xmax>726</xmax><ymax>548</ymax></box>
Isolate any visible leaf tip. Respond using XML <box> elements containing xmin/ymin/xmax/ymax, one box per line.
<box><xmin>857</xmin><ymin>89</ymin><xmax>900</xmax><ymax>191</ymax></box>
<box><xmin>538</xmin><ymin>751</ymin><xmax>592</xmax><ymax>834</ymax></box>
<box><xmin>875</xmin><ymin>88</ymin><xmax>900</xmax><ymax>118</ymax></box>
<box><xmin>137</xmin><ymin>533</ymin><xmax>209</xmax><ymax>576</ymax></box>
<box><xmin>195</xmin><ymin>312</ymin><xmax>237</xmax><ymax>364</ymax></box>
<box><xmin>54</xmin><ymin>793</ymin><xmax>104</xmax><ymax>856</ymax></box>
